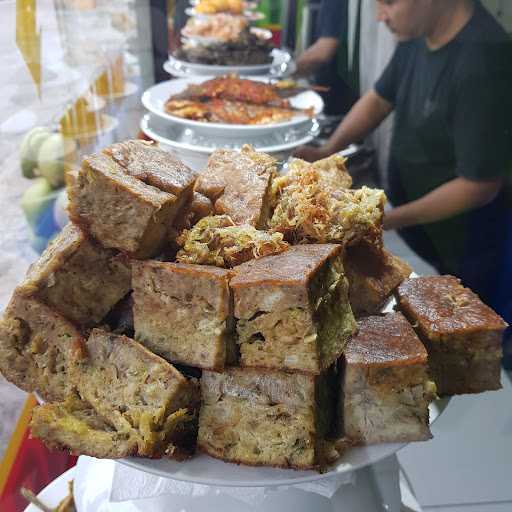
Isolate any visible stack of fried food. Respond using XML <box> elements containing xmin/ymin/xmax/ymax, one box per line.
<box><xmin>165</xmin><ymin>75</ymin><xmax>313</xmax><ymax>125</ymax></box>
<box><xmin>175</xmin><ymin>30</ymin><xmax>274</xmax><ymax>66</ymax></box>
<box><xmin>176</xmin><ymin>1</ymin><xmax>274</xmax><ymax>68</ymax></box>
<box><xmin>0</xmin><ymin>141</ymin><xmax>507</xmax><ymax>472</ymax></box>
<box><xmin>182</xmin><ymin>13</ymin><xmax>249</xmax><ymax>43</ymax></box>
<box><xmin>194</xmin><ymin>0</ymin><xmax>246</xmax><ymax>15</ymax></box>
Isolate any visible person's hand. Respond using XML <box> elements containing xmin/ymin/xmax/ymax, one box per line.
<box><xmin>292</xmin><ymin>145</ymin><xmax>328</xmax><ymax>162</ymax></box>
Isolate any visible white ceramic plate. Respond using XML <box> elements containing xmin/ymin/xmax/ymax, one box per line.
<box><xmin>141</xmin><ymin>76</ymin><xmax>323</xmax><ymax>135</ymax></box>
<box><xmin>121</xmin><ymin>399</ymin><xmax>449</xmax><ymax>488</ymax></box>
<box><xmin>24</xmin><ymin>467</ymin><xmax>75</xmax><ymax>512</ymax></box>
<box><xmin>140</xmin><ymin>113</ymin><xmax>319</xmax><ymax>154</ymax></box>
<box><xmin>164</xmin><ymin>48</ymin><xmax>295</xmax><ymax>78</ymax></box>
<box><xmin>122</xmin><ymin>284</ymin><xmax>450</xmax><ymax>487</ymax></box>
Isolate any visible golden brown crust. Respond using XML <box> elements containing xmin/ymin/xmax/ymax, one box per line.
<box><xmin>69</xmin><ymin>143</ymin><xmax>195</xmax><ymax>257</ymax></box>
<box><xmin>18</xmin><ymin>224</ymin><xmax>131</xmax><ymax>327</ymax></box>
<box><xmin>230</xmin><ymin>244</ymin><xmax>342</xmax><ymax>288</ymax></box>
<box><xmin>30</xmin><ymin>392</ymin><xmax>196</xmax><ymax>460</ymax></box>
<box><xmin>230</xmin><ymin>244</ymin><xmax>355</xmax><ymax>374</ymax></box>
<box><xmin>426</xmin><ymin>349</ymin><xmax>501</xmax><ymax>396</ymax></box>
<box><xmin>344</xmin><ymin>244</ymin><xmax>411</xmax><ymax>316</ymax></box>
<box><xmin>341</xmin><ymin>331</ymin><xmax>435</xmax><ymax>444</ymax></box>
<box><xmin>194</xmin><ymin>145</ymin><xmax>277</xmax><ymax>228</ymax></box>
<box><xmin>396</xmin><ymin>277</ymin><xmax>505</xmax><ymax>396</ymax></box>
<box><xmin>30</xmin><ymin>396</ymin><xmax>140</xmax><ymax>459</ymax></box>
<box><xmin>68</xmin><ymin>329</ymin><xmax>199</xmax><ymax>457</ymax></box>
<box><xmin>396</xmin><ymin>276</ymin><xmax>508</xmax><ymax>337</ymax></box>
<box><xmin>104</xmin><ymin>140</ymin><xmax>198</xmax><ymax>196</ymax></box>
<box><xmin>136</xmin><ymin>259</ymin><xmax>231</xmax><ymax>280</ymax></box>
<box><xmin>0</xmin><ymin>293</ymin><xmax>84</xmax><ymax>402</ymax></box>
<box><xmin>132</xmin><ymin>260</ymin><xmax>234</xmax><ymax>370</ymax></box>
<box><xmin>198</xmin><ymin>368</ymin><xmax>322</xmax><ymax>470</ymax></box>
<box><xmin>22</xmin><ymin>223</ymin><xmax>84</xmax><ymax>284</ymax></box>
<box><xmin>132</xmin><ymin>259</ymin><xmax>231</xmax><ymax>316</ymax></box>
<box><xmin>83</xmin><ymin>152</ymin><xmax>174</xmax><ymax>205</ymax></box>
<box><xmin>344</xmin><ymin>313</ymin><xmax>427</xmax><ymax>367</ymax></box>
<box><xmin>79</xmin><ymin>329</ymin><xmax>195</xmax><ymax>411</ymax></box>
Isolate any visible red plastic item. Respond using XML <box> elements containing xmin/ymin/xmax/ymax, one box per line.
<box><xmin>0</xmin><ymin>396</ymin><xmax>77</xmax><ymax>512</ymax></box>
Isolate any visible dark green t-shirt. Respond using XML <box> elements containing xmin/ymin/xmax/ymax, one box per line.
<box><xmin>374</xmin><ymin>1</ymin><xmax>512</xmax><ymax>296</ymax></box>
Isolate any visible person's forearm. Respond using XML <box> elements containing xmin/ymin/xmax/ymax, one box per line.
<box><xmin>295</xmin><ymin>38</ymin><xmax>338</xmax><ymax>77</ymax></box>
<box><xmin>295</xmin><ymin>48</ymin><xmax>324</xmax><ymax>76</ymax></box>
<box><xmin>384</xmin><ymin>177</ymin><xmax>504</xmax><ymax>230</ymax></box>
<box><xmin>323</xmin><ymin>90</ymin><xmax>393</xmax><ymax>154</ymax></box>
<box><xmin>293</xmin><ymin>90</ymin><xmax>393</xmax><ymax>162</ymax></box>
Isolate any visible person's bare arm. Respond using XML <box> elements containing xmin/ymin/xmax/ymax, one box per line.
<box><xmin>295</xmin><ymin>37</ymin><xmax>339</xmax><ymax>77</ymax></box>
<box><xmin>293</xmin><ymin>89</ymin><xmax>393</xmax><ymax>161</ymax></box>
<box><xmin>383</xmin><ymin>177</ymin><xmax>504</xmax><ymax>230</ymax></box>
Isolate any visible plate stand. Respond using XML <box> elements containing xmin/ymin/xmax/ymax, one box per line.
<box><xmin>73</xmin><ymin>455</ymin><xmax>403</xmax><ymax>511</ymax></box>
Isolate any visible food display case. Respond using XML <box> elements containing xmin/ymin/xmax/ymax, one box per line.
<box><xmin>2</xmin><ymin>0</ymin><xmax>312</xmax><ymax>256</ymax></box>
<box><xmin>0</xmin><ymin>2</ymin><xmax>511</xmax><ymax>512</ymax></box>
<box><xmin>2</xmin><ymin>0</ymin><xmax>155</xmax><ymax>254</ymax></box>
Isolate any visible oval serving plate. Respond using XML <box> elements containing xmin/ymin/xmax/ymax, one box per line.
<box><xmin>141</xmin><ymin>76</ymin><xmax>323</xmax><ymax>136</ymax></box>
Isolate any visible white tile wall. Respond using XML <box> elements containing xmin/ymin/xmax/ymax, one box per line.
<box><xmin>482</xmin><ymin>0</ymin><xmax>512</xmax><ymax>32</ymax></box>
<box><xmin>399</xmin><ymin>372</ymin><xmax>512</xmax><ymax>510</ymax></box>
<box><xmin>424</xmin><ymin>504</ymin><xmax>512</xmax><ymax>512</ymax></box>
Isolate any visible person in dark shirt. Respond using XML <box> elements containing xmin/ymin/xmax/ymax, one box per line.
<box><xmin>295</xmin><ymin>0</ymin><xmax>358</xmax><ymax>115</ymax></box>
<box><xmin>294</xmin><ymin>0</ymin><xmax>512</xmax><ymax>309</ymax></box>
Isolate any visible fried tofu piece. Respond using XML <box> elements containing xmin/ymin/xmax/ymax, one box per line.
<box><xmin>176</xmin><ymin>215</ymin><xmax>289</xmax><ymax>268</ymax></box>
<box><xmin>230</xmin><ymin>244</ymin><xmax>357</xmax><ymax>374</ymax></box>
<box><xmin>269</xmin><ymin>154</ymin><xmax>385</xmax><ymax>245</ymax></box>
<box><xmin>344</xmin><ymin>243</ymin><xmax>412</xmax><ymax>317</ymax></box>
<box><xmin>73</xmin><ymin>329</ymin><xmax>199</xmax><ymax>456</ymax></box>
<box><xmin>341</xmin><ymin>313</ymin><xmax>436</xmax><ymax>445</ymax></box>
<box><xmin>0</xmin><ymin>293</ymin><xmax>84</xmax><ymax>402</ymax></box>
<box><xmin>31</xmin><ymin>393</ymin><xmax>192</xmax><ymax>460</ymax></box>
<box><xmin>17</xmin><ymin>224</ymin><xmax>131</xmax><ymax>327</ymax></box>
<box><xmin>194</xmin><ymin>145</ymin><xmax>277</xmax><ymax>228</ymax></box>
<box><xmin>104</xmin><ymin>140</ymin><xmax>197</xmax><ymax>197</ymax></box>
<box><xmin>133</xmin><ymin>260</ymin><xmax>235</xmax><ymax>370</ymax></box>
<box><xmin>198</xmin><ymin>367</ymin><xmax>336</xmax><ymax>470</ymax></box>
<box><xmin>396</xmin><ymin>276</ymin><xmax>507</xmax><ymax>396</ymax></box>
<box><xmin>69</xmin><ymin>140</ymin><xmax>197</xmax><ymax>257</ymax></box>
<box><xmin>31</xmin><ymin>394</ymin><xmax>139</xmax><ymax>458</ymax></box>
<box><xmin>31</xmin><ymin>329</ymin><xmax>200</xmax><ymax>458</ymax></box>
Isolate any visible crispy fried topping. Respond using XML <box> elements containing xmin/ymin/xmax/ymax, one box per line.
<box><xmin>270</xmin><ymin>156</ymin><xmax>385</xmax><ymax>245</ymax></box>
<box><xmin>176</xmin><ymin>215</ymin><xmax>289</xmax><ymax>268</ymax></box>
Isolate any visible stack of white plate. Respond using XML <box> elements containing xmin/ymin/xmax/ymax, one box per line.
<box><xmin>167</xmin><ymin>0</ymin><xmax>293</xmax><ymax>79</ymax></box>
<box><xmin>140</xmin><ymin>76</ymin><xmax>324</xmax><ymax>170</ymax></box>
<box><xmin>164</xmin><ymin>48</ymin><xmax>296</xmax><ymax>79</ymax></box>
